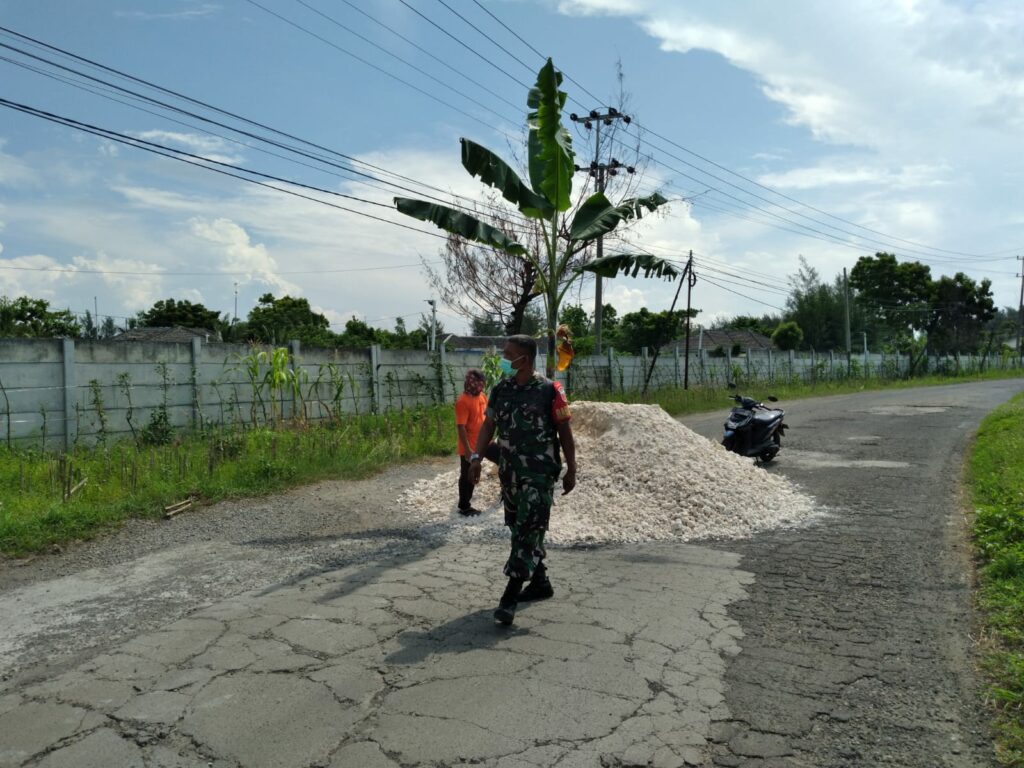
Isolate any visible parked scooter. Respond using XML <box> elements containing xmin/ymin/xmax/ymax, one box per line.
<box><xmin>721</xmin><ymin>384</ymin><xmax>787</xmax><ymax>463</ymax></box>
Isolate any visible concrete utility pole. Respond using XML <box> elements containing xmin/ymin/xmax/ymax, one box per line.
<box><xmin>1017</xmin><ymin>256</ymin><xmax>1023</xmax><ymax>362</ymax></box>
<box><xmin>569</xmin><ymin>108</ymin><xmax>634</xmax><ymax>355</ymax></box>
<box><xmin>843</xmin><ymin>268</ymin><xmax>851</xmax><ymax>354</ymax></box>
<box><xmin>426</xmin><ymin>299</ymin><xmax>437</xmax><ymax>352</ymax></box>
<box><xmin>233</xmin><ymin>282</ymin><xmax>239</xmax><ymax>324</ymax></box>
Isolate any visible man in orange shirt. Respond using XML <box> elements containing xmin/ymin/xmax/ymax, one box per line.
<box><xmin>455</xmin><ymin>368</ymin><xmax>489</xmax><ymax>516</ymax></box>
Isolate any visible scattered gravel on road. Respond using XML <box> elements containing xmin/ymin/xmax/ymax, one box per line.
<box><xmin>399</xmin><ymin>401</ymin><xmax>819</xmax><ymax>544</ymax></box>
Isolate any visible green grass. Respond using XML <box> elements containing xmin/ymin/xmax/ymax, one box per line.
<box><xmin>0</xmin><ymin>407</ymin><xmax>455</xmax><ymax>556</ymax></box>
<box><xmin>967</xmin><ymin>391</ymin><xmax>1024</xmax><ymax>765</ymax></box>
<box><xmin>584</xmin><ymin>366</ymin><xmax>1024</xmax><ymax>417</ymax></box>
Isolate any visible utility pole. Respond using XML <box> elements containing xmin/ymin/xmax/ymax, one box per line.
<box><xmin>641</xmin><ymin>251</ymin><xmax>694</xmax><ymax>394</ymax></box>
<box><xmin>1017</xmin><ymin>256</ymin><xmax>1023</xmax><ymax>362</ymax></box>
<box><xmin>233</xmin><ymin>282</ymin><xmax>239</xmax><ymax>324</ymax></box>
<box><xmin>683</xmin><ymin>252</ymin><xmax>697</xmax><ymax>390</ymax></box>
<box><xmin>843</xmin><ymin>268</ymin><xmax>851</xmax><ymax>354</ymax></box>
<box><xmin>426</xmin><ymin>299</ymin><xmax>437</xmax><ymax>352</ymax></box>
<box><xmin>569</xmin><ymin>108</ymin><xmax>634</xmax><ymax>355</ymax></box>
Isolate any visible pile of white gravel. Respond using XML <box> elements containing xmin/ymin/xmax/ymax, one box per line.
<box><xmin>398</xmin><ymin>401</ymin><xmax>818</xmax><ymax>545</ymax></box>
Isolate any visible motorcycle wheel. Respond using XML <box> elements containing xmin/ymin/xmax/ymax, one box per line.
<box><xmin>759</xmin><ymin>433</ymin><xmax>781</xmax><ymax>463</ymax></box>
<box><xmin>722</xmin><ymin>436</ymin><xmax>735</xmax><ymax>452</ymax></box>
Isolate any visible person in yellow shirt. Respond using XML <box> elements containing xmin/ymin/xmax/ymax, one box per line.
<box><xmin>455</xmin><ymin>368</ymin><xmax>491</xmax><ymax>516</ymax></box>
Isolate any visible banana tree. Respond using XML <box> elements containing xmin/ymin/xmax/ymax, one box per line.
<box><xmin>395</xmin><ymin>58</ymin><xmax>678</xmax><ymax>377</ymax></box>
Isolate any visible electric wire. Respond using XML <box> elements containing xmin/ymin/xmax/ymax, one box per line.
<box><xmin>241</xmin><ymin>0</ymin><xmax>510</xmax><ymax>133</ymax></box>
<box><xmin>335</xmin><ymin>0</ymin><xmax>523</xmax><ymax>115</ymax></box>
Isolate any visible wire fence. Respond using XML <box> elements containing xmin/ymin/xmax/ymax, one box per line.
<box><xmin>1</xmin><ymin>338</ymin><xmax>1021</xmax><ymax>450</ymax></box>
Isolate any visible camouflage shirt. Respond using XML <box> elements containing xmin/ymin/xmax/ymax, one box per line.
<box><xmin>487</xmin><ymin>374</ymin><xmax>571</xmax><ymax>489</ymax></box>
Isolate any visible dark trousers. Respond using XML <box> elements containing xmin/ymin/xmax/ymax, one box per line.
<box><xmin>458</xmin><ymin>456</ymin><xmax>475</xmax><ymax>511</ymax></box>
<box><xmin>458</xmin><ymin>443</ymin><xmax>499</xmax><ymax>510</ymax></box>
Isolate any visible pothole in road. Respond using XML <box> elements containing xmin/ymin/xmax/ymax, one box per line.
<box><xmin>863</xmin><ymin>405</ymin><xmax>949</xmax><ymax>416</ymax></box>
<box><xmin>782</xmin><ymin>450</ymin><xmax>910</xmax><ymax>469</ymax></box>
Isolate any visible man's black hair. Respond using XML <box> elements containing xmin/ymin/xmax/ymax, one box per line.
<box><xmin>465</xmin><ymin>367</ymin><xmax>485</xmax><ymax>381</ymax></box>
<box><xmin>506</xmin><ymin>334</ymin><xmax>537</xmax><ymax>361</ymax></box>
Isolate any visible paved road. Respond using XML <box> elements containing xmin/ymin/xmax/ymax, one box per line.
<box><xmin>679</xmin><ymin>380</ymin><xmax>1024</xmax><ymax>767</ymax></box>
<box><xmin>1</xmin><ymin>379</ymin><xmax>1021</xmax><ymax>767</ymax></box>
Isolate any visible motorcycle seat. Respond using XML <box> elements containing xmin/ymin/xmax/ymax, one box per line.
<box><xmin>754</xmin><ymin>410</ymin><xmax>783</xmax><ymax>423</ymax></box>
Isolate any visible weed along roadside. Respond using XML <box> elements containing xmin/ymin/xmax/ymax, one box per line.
<box><xmin>0</xmin><ymin>408</ymin><xmax>454</xmax><ymax>555</ymax></box>
<box><xmin>968</xmin><ymin>391</ymin><xmax>1024</xmax><ymax>764</ymax></box>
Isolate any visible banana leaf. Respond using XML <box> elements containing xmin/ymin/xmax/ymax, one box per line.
<box><xmin>526</xmin><ymin>59</ymin><xmax>573</xmax><ymax>212</ymax></box>
<box><xmin>569</xmin><ymin>191</ymin><xmax>669</xmax><ymax>242</ymax></box>
<box><xmin>579</xmin><ymin>253</ymin><xmax>682</xmax><ymax>280</ymax></box>
<box><xmin>460</xmin><ymin>139</ymin><xmax>552</xmax><ymax>219</ymax></box>
<box><xmin>394</xmin><ymin>198</ymin><xmax>526</xmax><ymax>256</ymax></box>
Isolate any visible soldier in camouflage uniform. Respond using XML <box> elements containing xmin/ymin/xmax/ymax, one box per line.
<box><xmin>470</xmin><ymin>335</ymin><xmax>576</xmax><ymax>625</ymax></box>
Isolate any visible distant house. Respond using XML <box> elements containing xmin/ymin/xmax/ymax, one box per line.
<box><xmin>667</xmin><ymin>327</ymin><xmax>776</xmax><ymax>354</ymax></box>
<box><xmin>111</xmin><ymin>326</ymin><xmax>221</xmax><ymax>343</ymax></box>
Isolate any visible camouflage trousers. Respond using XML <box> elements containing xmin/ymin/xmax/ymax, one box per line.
<box><xmin>501</xmin><ymin>481</ymin><xmax>554</xmax><ymax>580</ymax></box>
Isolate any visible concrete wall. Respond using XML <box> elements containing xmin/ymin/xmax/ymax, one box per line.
<box><xmin>0</xmin><ymin>340</ymin><xmax>492</xmax><ymax>449</ymax></box>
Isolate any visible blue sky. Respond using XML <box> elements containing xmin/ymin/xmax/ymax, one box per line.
<box><xmin>1</xmin><ymin>0</ymin><xmax>1022</xmax><ymax>336</ymax></box>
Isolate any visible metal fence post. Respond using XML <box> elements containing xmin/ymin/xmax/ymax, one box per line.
<box><xmin>606</xmin><ymin>347</ymin><xmax>614</xmax><ymax>391</ymax></box>
<box><xmin>674</xmin><ymin>344</ymin><xmax>681</xmax><ymax>388</ymax></box>
<box><xmin>438</xmin><ymin>343</ymin><xmax>447</xmax><ymax>403</ymax></box>
<box><xmin>370</xmin><ymin>344</ymin><xmax>382</xmax><ymax>413</ymax></box>
<box><xmin>746</xmin><ymin>349</ymin><xmax>752</xmax><ymax>378</ymax></box>
<box><xmin>289</xmin><ymin>339</ymin><xmax>301</xmax><ymax>420</ymax></box>
<box><xmin>62</xmin><ymin>338</ymin><xmax>76</xmax><ymax>450</ymax></box>
<box><xmin>788</xmin><ymin>349</ymin><xmax>795</xmax><ymax>381</ymax></box>
<box><xmin>191</xmin><ymin>336</ymin><xmax>202</xmax><ymax>428</ymax></box>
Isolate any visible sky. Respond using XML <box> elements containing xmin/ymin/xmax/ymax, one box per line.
<box><xmin>0</xmin><ymin>0</ymin><xmax>1022</xmax><ymax>337</ymax></box>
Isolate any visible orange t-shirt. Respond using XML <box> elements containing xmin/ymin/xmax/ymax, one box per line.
<box><xmin>455</xmin><ymin>392</ymin><xmax>487</xmax><ymax>456</ymax></box>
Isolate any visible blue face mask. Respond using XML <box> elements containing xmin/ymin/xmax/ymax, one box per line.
<box><xmin>499</xmin><ymin>354</ymin><xmax>524</xmax><ymax>377</ymax></box>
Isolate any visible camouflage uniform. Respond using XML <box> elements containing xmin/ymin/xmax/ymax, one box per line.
<box><xmin>487</xmin><ymin>373</ymin><xmax>568</xmax><ymax>580</ymax></box>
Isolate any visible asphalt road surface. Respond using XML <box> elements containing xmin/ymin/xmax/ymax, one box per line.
<box><xmin>1</xmin><ymin>379</ymin><xmax>1021</xmax><ymax>767</ymax></box>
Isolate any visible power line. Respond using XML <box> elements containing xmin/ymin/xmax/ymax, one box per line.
<box><xmin>394</xmin><ymin>0</ymin><xmax>533</xmax><ymax>93</ymax></box>
<box><xmin>241</xmin><ymin>0</ymin><xmax>511</xmax><ymax>132</ymax></box>
<box><xmin>0</xmin><ymin>97</ymin><xmax>457</xmax><ymax>242</ymax></box>
<box><xmin>333</xmin><ymin>0</ymin><xmax>523</xmax><ymax>114</ymax></box>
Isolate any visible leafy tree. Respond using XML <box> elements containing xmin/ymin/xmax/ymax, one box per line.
<box><xmin>771</xmin><ymin>320</ymin><xmax>804</xmax><ymax>351</ymax></box>
<box><xmin>849</xmin><ymin>252</ymin><xmax>931</xmax><ymax>344</ymax></box>
<box><xmin>785</xmin><ymin>256</ymin><xmax>847</xmax><ymax>351</ymax></box>
<box><xmin>100</xmin><ymin>315</ymin><xmax>119</xmax><ymax>339</ymax></box>
<box><xmin>0</xmin><ymin>295</ymin><xmax>81</xmax><ymax>338</ymax></box>
<box><xmin>138</xmin><ymin>298</ymin><xmax>220</xmax><ymax>330</ymax></box>
<box><xmin>924</xmin><ymin>272</ymin><xmax>995</xmax><ymax>355</ymax></box>
<box><xmin>716</xmin><ymin>313</ymin><xmax>783</xmax><ymax>338</ymax></box>
<box><xmin>80</xmin><ymin>310</ymin><xmax>99</xmax><ymax>340</ymax></box>
<box><xmin>559</xmin><ymin>304</ymin><xmax>591</xmax><ymax>338</ymax></box>
<box><xmin>395</xmin><ymin>59</ymin><xmax>674</xmax><ymax>376</ymax></box>
<box><xmin>614</xmin><ymin>308</ymin><xmax>693</xmax><ymax>355</ymax></box>
<box><xmin>470</xmin><ymin>314</ymin><xmax>505</xmax><ymax>336</ymax></box>
<box><xmin>246</xmin><ymin>293</ymin><xmax>334</xmax><ymax>347</ymax></box>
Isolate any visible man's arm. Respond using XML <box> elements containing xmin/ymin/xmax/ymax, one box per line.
<box><xmin>557</xmin><ymin>421</ymin><xmax>576</xmax><ymax>495</ymax></box>
<box><xmin>456</xmin><ymin>424</ymin><xmax>473</xmax><ymax>456</ymax></box>
<box><xmin>469</xmin><ymin>416</ymin><xmax>496</xmax><ymax>484</ymax></box>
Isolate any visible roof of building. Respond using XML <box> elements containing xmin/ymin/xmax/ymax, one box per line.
<box><xmin>111</xmin><ymin>326</ymin><xmax>221</xmax><ymax>343</ymax></box>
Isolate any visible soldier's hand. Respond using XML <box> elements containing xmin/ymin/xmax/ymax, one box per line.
<box><xmin>561</xmin><ymin>465</ymin><xmax>576</xmax><ymax>496</ymax></box>
<box><xmin>470</xmin><ymin>461</ymin><xmax>482</xmax><ymax>485</ymax></box>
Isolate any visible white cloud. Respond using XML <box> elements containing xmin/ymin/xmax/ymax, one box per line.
<box><xmin>114</xmin><ymin>3</ymin><xmax>220</xmax><ymax>21</ymax></box>
<box><xmin>133</xmin><ymin>131</ymin><xmax>243</xmax><ymax>164</ymax></box>
<box><xmin>187</xmin><ymin>217</ymin><xmax>300</xmax><ymax>296</ymax></box>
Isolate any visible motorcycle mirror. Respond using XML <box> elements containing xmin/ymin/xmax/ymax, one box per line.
<box><xmin>767</xmin><ymin>396</ymin><xmax>778</xmax><ymax>402</ymax></box>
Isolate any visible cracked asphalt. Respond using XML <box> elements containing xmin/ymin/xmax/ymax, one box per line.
<box><xmin>1</xmin><ymin>379</ymin><xmax>1022</xmax><ymax>767</ymax></box>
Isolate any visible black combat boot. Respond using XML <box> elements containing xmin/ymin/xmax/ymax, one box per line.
<box><xmin>518</xmin><ymin>563</ymin><xmax>554</xmax><ymax>602</ymax></box>
<box><xmin>494</xmin><ymin>577</ymin><xmax>523</xmax><ymax>625</ymax></box>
